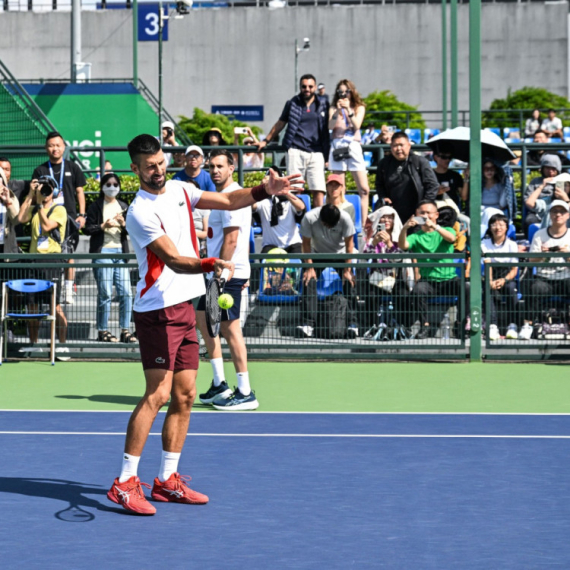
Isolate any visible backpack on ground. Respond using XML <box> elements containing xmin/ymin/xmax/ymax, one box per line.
<box><xmin>540</xmin><ymin>308</ymin><xmax>569</xmax><ymax>340</ymax></box>
<box><xmin>320</xmin><ymin>294</ymin><xmax>348</xmax><ymax>339</ymax></box>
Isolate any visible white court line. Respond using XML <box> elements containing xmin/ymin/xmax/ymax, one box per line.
<box><xmin>1</xmin><ymin>431</ymin><xmax>570</xmax><ymax>439</ymax></box>
<box><xmin>1</xmin><ymin>410</ymin><xmax>570</xmax><ymax>416</ymax></box>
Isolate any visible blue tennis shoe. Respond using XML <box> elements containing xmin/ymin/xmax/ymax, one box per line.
<box><xmin>212</xmin><ymin>388</ymin><xmax>259</xmax><ymax>411</ymax></box>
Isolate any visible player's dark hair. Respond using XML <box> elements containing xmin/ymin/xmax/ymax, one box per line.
<box><xmin>300</xmin><ymin>74</ymin><xmax>316</xmax><ymax>87</ymax></box>
<box><xmin>319</xmin><ymin>203</ymin><xmax>341</xmax><ymax>228</ymax></box>
<box><xmin>127</xmin><ymin>134</ymin><xmax>161</xmax><ymax>163</ymax></box>
<box><xmin>391</xmin><ymin>131</ymin><xmax>409</xmax><ymax>143</ymax></box>
<box><xmin>0</xmin><ymin>157</ymin><xmax>11</xmax><ymax>164</ymax></box>
<box><xmin>45</xmin><ymin>131</ymin><xmax>63</xmax><ymax>143</ymax></box>
<box><xmin>210</xmin><ymin>148</ymin><xmax>234</xmax><ymax>166</ymax></box>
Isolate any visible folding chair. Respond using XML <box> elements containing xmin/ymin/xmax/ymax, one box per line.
<box><xmin>0</xmin><ymin>279</ymin><xmax>57</xmax><ymax>365</ymax></box>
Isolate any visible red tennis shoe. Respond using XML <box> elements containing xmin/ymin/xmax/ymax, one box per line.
<box><xmin>151</xmin><ymin>473</ymin><xmax>209</xmax><ymax>504</ymax></box>
<box><xmin>107</xmin><ymin>476</ymin><xmax>156</xmax><ymax>515</ymax></box>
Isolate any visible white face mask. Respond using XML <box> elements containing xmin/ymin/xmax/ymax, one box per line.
<box><xmin>102</xmin><ymin>184</ymin><xmax>119</xmax><ymax>198</ymax></box>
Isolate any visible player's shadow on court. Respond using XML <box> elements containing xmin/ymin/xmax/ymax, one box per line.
<box><xmin>56</xmin><ymin>395</ymin><xmax>214</xmax><ymax>410</ymax></box>
<box><xmin>56</xmin><ymin>394</ymin><xmax>152</xmax><ymax>407</ymax></box>
<box><xmin>0</xmin><ymin>477</ymin><xmax>128</xmax><ymax>521</ymax></box>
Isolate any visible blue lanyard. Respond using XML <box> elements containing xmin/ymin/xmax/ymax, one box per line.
<box><xmin>48</xmin><ymin>159</ymin><xmax>65</xmax><ymax>191</ymax></box>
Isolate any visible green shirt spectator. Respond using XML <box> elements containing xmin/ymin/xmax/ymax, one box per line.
<box><xmin>406</xmin><ymin>227</ymin><xmax>456</xmax><ymax>281</ymax></box>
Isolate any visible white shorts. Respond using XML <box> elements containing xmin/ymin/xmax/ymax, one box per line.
<box><xmin>328</xmin><ymin>140</ymin><xmax>367</xmax><ymax>172</ymax></box>
<box><xmin>286</xmin><ymin>148</ymin><xmax>326</xmax><ymax>193</ymax></box>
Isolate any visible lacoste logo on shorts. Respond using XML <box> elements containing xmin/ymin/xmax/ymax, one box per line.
<box><xmin>155</xmin><ymin>357</ymin><xmax>165</xmax><ymax>364</ymax></box>
<box><xmin>179</xmin><ymin>202</ymin><xmax>185</xmax><ymax>206</ymax></box>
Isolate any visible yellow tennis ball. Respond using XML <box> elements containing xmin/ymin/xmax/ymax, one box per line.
<box><xmin>218</xmin><ymin>293</ymin><xmax>234</xmax><ymax>310</ymax></box>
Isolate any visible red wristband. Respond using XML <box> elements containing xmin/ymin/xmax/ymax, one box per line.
<box><xmin>200</xmin><ymin>257</ymin><xmax>217</xmax><ymax>273</ymax></box>
<box><xmin>251</xmin><ymin>183</ymin><xmax>270</xmax><ymax>202</ymax></box>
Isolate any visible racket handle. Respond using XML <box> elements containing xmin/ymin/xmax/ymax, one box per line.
<box><xmin>220</xmin><ymin>268</ymin><xmax>231</xmax><ymax>281</ymax></box>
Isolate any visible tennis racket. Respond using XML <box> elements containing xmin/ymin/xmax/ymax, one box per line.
<box><xmin>205</xmin><ymin>268</ymin><xmax>230</xmax><ymax>338</ymax></box>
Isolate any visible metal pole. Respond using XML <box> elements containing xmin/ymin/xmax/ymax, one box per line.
<box><xmin>133</xmin><ymin>0</ymin><xmax>138</xmax><ymax>88</ymax></box>
<box><xmin>469</xmin><ymin>0</ymin><xmax>482</xmax><ymax>361</ymax></box>
<box><xmin>294</xmin><ymin>39</ymin><xmax>298</xmax><ymax>94</ymax></box>
<box><xmin>450</xmin><ymin>0</ymin><xmax>458</xmax><ymax>128</ymax></box>
<box><xmin>158</xmin><ymin>1</ymin><xmax>163</xmax><ymax>141</ymax></box>
<box><xmin>441</xmin><ymin>0</ymin><xmax>448</xmax><ymax>131</ymax></box>
<box><xmin>71</xmin><ymin>0</ymin><xmax>81</xmax><ymax>82</ymax></box>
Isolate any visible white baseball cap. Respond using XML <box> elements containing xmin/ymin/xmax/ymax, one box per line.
<box><xmin>161</xmin><ymin>121</ymin><xmax>175</xmax><ymax>130</ymax></box>
<box><xmin>184</xmin><ymin>145</ymin><xmax>204</xmax><ymax>157</ymax></box>
<box><xmin>549</xmin><ymin>199</ymin><xmax>570</xmax><ymax>212</ymax></box>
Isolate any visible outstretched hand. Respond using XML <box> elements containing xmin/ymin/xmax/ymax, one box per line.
<box><xmin>266</xmin><ymin>169</ymin><xmax>304</xmax><ymax>195</ymax></box>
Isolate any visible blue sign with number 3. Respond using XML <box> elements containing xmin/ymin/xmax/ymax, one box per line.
<box><xmin>138</xmin><ymin>4</ymin><xmax>168</xmax><ymax>42</ymax></box>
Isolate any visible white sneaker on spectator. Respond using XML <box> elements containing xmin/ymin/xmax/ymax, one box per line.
<box><xmin>488</xmin><ymin>324</ymin><xmax>501</xmax><ymax>341</ymax></box>
<box><xmin>518</xmin><ymin>323</ymin><xmax>533</xmax><ymax>340</ymax></box>
<box><xmin>56</xmin><ymin>347</ymin><xmax>71</xmax><ymax>361</ymax></box>
<box><xmin>20</xmin><ymin>346</ymin><xmax>43</xmax><ymax>354</ymax></box>
<box><xmin>347</xmin><ymin>324</ymin><xmax>359</xmax><ymax>339</ymax></box>
<box><xmin>296</xmin><ymin>325</ymin><xmax>314</xmax><ymax>338</ymax></box>
<box><xmin>505</xmin><ymin>323</ymin><xmax>518</xmax><ymax>339</ymax></box>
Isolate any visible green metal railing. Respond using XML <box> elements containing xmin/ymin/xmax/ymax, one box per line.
<box><xmin>0</xmin><ymin>60</ymin><xmax>60</xmax><ymax>180</ymax></box>
<box><xmin>0</xmin><ymin>253</ymin><xmax>467</xmax><ymax>361</ymax></box>
<box><xmin>3</xmin><ymin>252</ymin><xmax>570</xmax><ymax>361</ymax></box>
<box><xmin>367</xmin><ymin>108</ymin><xmax>570</xmax><ymax>132</ymax></box>
<box><xmin>482</xmin><ymin>252</ymin><xmax>570</xmax><ymax>360</ymax></box>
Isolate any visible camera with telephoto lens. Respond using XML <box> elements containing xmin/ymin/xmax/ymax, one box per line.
<box><xmin>37</xmin><ymin>175</ymin><xmax>58</xmax><ymax>197</ymax></box>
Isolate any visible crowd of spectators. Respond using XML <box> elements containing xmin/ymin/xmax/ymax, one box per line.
<box><xmin>2</xmin><ymin>89</ymin><xmax>570</xmax><ymax>349</ymax></box>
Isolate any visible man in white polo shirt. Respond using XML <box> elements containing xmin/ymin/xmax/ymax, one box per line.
<box><xmin>107</xmin><ymin>135</ymin><xmax>301</xmax><ymax>515</ymax></box>
<box><xmin>196</xmin><ymin>149</ymin><xmax>259</xmax><ymax>411</ymax></box>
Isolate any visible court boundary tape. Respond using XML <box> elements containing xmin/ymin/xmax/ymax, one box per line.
<box><xmin>1</xmin><ymin>431</ymin><xmax>570</xmax><ymax>439</ymax></box>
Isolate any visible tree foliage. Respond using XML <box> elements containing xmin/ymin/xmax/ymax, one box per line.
<box><xmin>178</xmin><ymin>108</ymin><xmax>261</xmax><ymax>145</ymax></box>
<box><xmin>362</xmin><ymin>90</ymin><xmax>426</xmax><ymax>130</ymax></box>
<box><xmin>483</xmin><ymin>86</ymin><xmax>570</xmax><ymax>129</ymax></box>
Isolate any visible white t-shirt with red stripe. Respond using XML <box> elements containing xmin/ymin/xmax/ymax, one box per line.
<box><xmin>126</xmin><ymin>180</ymin><xmax>205</xmax><ymax>312</ymax></box>
<box><xmin>206</xmin><ymin>182</ymin><xmax>252</xmax><ymax>280</ymax></box>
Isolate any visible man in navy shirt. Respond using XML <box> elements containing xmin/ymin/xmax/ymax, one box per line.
<box><xmin>257</xmin><ymin>74</ymin><xmax>330</xmax><ymax>207</ymax></box>
<box><xmin>172</xmin><ymin>145</ymin><xmax>216</xmax><ymax>192</ymax></box>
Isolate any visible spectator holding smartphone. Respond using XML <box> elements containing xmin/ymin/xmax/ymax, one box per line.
<box><xmin>328</xmin><ymin>79</ymin><xmax>370</xmax><ymax>225</ymax></box>
<box><xmin>84</xmin><ymin>173</ymin><xmax>135</xmax><ymax>344</ymax></box>
<box><xmin>234</xmin><ymin>127</ymin><xmax>264</xmax><ymax>170</ymax></box>
<box><xmin>399</xmin><ymin>200</ymin><xmax>466</xmax><ymax>339</ymax></box>
<box><xmin>519</xmin><ymin>200</ymin><xmax>570</xmax><ymax>339</ymax></box>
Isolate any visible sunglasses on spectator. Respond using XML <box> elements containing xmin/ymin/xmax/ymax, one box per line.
<box><xmin>187</xmin><ymin>154</ymin><xmax>202</xmax><ymax>159</ymax></box>
<box><xmin>484</xmin><ymin>166</ymin><xmax>496</xmax><ymax>172</ymax></box>
<box><xmin>105</xmin><ymin>183</ymin><xmax>119</xmax><ymax>188</ymax></box>
<box><xmin>437</xmin><ymin>154</ymin><xmax>452</xmax><ymax>160</ymax></box>
<box><xmin>336</xmin><ymin>89</ymin><xmax>351</xmax><ymax>96</ymax></box>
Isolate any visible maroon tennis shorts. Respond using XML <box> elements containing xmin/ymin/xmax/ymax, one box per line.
<box><xmin>134</xmin><ymin>300</ymin><xmax>199</xmax><ymax>371</ymax></box>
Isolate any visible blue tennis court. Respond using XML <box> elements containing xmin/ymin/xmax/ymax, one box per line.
<box><xmin>1</xmin><ymin>411</ymin><xmax>570</xmax><ymax>569</ymax></box>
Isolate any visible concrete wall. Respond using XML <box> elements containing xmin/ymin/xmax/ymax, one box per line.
<box><xmin>0</xmin><ymin>4</ymin><xmax>566</xmax><ymax>132</ymax></box>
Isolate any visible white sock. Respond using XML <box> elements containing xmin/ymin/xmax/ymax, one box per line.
<box><xmin>211</xmin><ymin>358</ymin><xmax>225</xmax><ymax>387</ymax></box>
<box><xmin>119</xmin><ymin>453</ymin><xmax>140</xmax><ymax>483</ymax></box>
<box><xmin>65</xmin><ymin>280</ymin><xmax>74</xmax><ymax>289</ymax></box>
<box><xmin>158</xmin><ymin>450</ymin><xmax>181</xmax><ymax>482</ymax></box>
<box><xmin>237</xmin><ymin>372</ymin><xmax>251</xmax><ymax>396</ymax></box>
